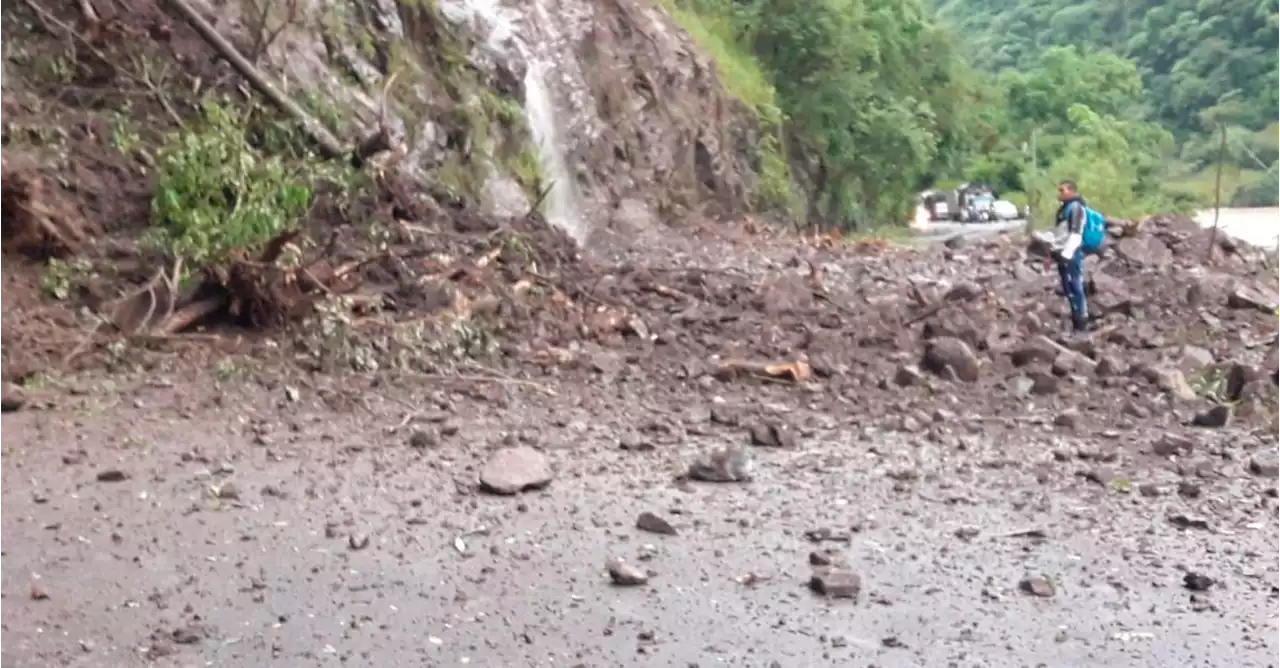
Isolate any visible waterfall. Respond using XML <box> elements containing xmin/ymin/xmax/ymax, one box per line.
<box><xmin>438</xmin><ymin>0</ymin><xmax>586</xmax><ymax>243</ymax></box>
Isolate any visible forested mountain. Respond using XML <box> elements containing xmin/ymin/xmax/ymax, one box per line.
<box><xmin>933</xmin><ymin>0</ymin><xmax>1279</xmax><ymax>207</ymax></box>
<box><xmin>659</xmin><ymin>0</ymin><xmax>1276</xmax><ymax>230</ymax></box>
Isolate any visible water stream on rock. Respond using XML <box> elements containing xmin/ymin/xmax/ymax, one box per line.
<box><xmin>439</xmin><ymin>0</ymin><xmax>586</xmax><ymax>243</ymax></box>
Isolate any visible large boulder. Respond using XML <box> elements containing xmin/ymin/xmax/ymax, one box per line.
<box><xmin>921</xmin><ymin>337</ymin><xmax>981</xmax><ymax>383</ymax></box>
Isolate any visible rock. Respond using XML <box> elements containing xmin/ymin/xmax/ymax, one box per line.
<box><xmin>347</xmin><ymin>532</ymin><xmax>370</xmax><ymax>550</ymax></box>
<box><xmin>1082</xmin><ymin>467</ymin><xmax>1116</xmax><ymax>486</ymax></box>
<box><xmin>921</xmin><ymin>337</ymin><xmax>980</xmax><ymax>383</ymax></box>
<box><xmin>804</xmin><ymin>527</ymin><xmax>852</xmax><ymax>543</ymax></box>
<box><xmin>1114</xmin><ymin>235</ymin><xmax>1173</xmax><ymax>267</ymax></box>
<box><xmin>213</xmin><ymin>482</ymin><xmax>240</xmax><ymax>500</ymax></box>
<box><xmin>1178</xmin><ymin>346</ymin><xmax>1216</xmax><ymax>374</ymax></box>
<box><xmin>1094</xmin><ymin>355</ymin><xmax>1126</xmax><ymax>377</ymax></box>
<box><xmin>708</xmin><ymin>404</ymin><xmax>740</xmax><ymax>426</ymax></box>
<box><xmin>1226</xmin><ymin>285</ymin><xmax>1276</xmax><ymax>313</ymax></box>
<box><xmin>687</xmin><ymin>445</ymin><xmax>754</xmax><ymax>482</ymax></box>
<box><xmin>606</xmin><ymin>557</ymin><xmax>648</xmax><ymax>586</ymax></box>
<box><xmin>479</xmin><ymin>447</ymin><xmax>554</xmax><ymax>495</ymax></box>
<box><xmin>1177</xmin><ymin>481</ymin><xmax>1202</xmax><ymax>498</ymax></box>
<box><xmin>1191</xmin><ymin>405</ymin><xmax>1231</xmax><ymax>428</ymax></box>
<box><xmin>1220</xmin><ymin>363</ymin><xmax>1252</xmax><ymax>402</ymax></box>
<box><xmin>1088</xmin><ymin>271</ymin><xmax>1128</xmax><ymax>297</ymax></box>
<box><xmin>1249</xmin><ymin>453</ymin><xmax>1280</xmax><ymax>478</ymax></box>
<box><xmin>809</xmin><ymin>550</ymin><xmax>844</xmax><ymax>567</ymax></box>
<box><xmin>1076</xmin><ymin>446</ymin><xmax>1118</xmax><ymax>462</ymax></box>
<box><xmin>1052</xmin><ymin>351</ymin><xmax>1093</xmax><ymax>377</ymax></box>
<box><xmin>943</xmin><ymin>280</ymin><xmax>983</xmax><ymax>302</ymax></box>
<box><xmin>1010</xmin><ymin>339</ymin><xmax>1059</xmax><ymax>367</ymax></box>
<box><xmin>170</xmin><ymin>626</ymin><xmax>205</xmax><ymax>645</ymax></box>
<box><xmin>1007</xmin><ymin>375</ymin><xmax>1036</xmax><ymax>398</ymax></box>
<box><xmin>1146</xmin><ymin>367</ymin><xmax>1196</xmax><ymax>400</ymax></box>
<box><xmin>1028</xmin><ymin>372</ymin><xmax>1060</xmax><ymax>395</ymax></box>
<box><xmin>893</xmin><ymin>364</ymin><xmax>924</xmax><ymax>387</ymax></box>
<box><xmin>1151</xmin><ymin>433</ymin><xmax>1194</xmax><ymax>457</ymax></box>
<box><xmin>1168</xmin><ymin>513</ymin><xmax>1211</xmax><ymax>530</ymax></box>
<box><xmin>809</xmin><ymin>567</ymin><xmax>861</xmax><ymax>599</ymax></box>
<box><xmin>408</xmin><ymin>428</ymin><xmax>439</xmax><ymax>449</ymax></box>
<box><xmin>1018</xmin><ymin>576</ymin><xmax>1056</xmax><ymax>598</ymax></box>
<box><xmin>1026</xmin><ymin>235</ymin><xmax>1054</xmax><ymax>257</ymax></box>
<box><xmin>1</xmin><ymin>391</ymin><xmax>26</xmax><ymax>413</ymax></box>
<box><xmin>748</xmin><ymin>421</ymin><xmax>796</xmax><ymax>448</ymax></box>
<box><xmin>635</xmin><ymin>511</ymin><xmax>678</xmax><ymax>536</ymax></box>
<box><xmin>922</xmin><ymin>313</ymin><xmax>986</xmax><ymax>351</ymax></box>
<box><xmin>1183</xmin><ymin>572</ymin><xmax>1215</xmax><ymax>592</ymax></box>
<box><xmin>1138</xmin><ymin>483</ymin><xmax>1164</xmax><ymax>497</ymax></box>
<box><xmin>896</xmin><ymin>414</ymin><xmax>923</xmax><ymax>433</ymax></box>
<box><xmin>618</xmin><ymin>433</ymin><xmax>655</xmax><ymax>452</ymax></box>
<box><xmin>96</xmin><ymin>469</ymin><xmax>129</xmax><ymax>483</ymax></box>
<box><xmin>1054</xmin><ymin>410</ymin><xmax>1080</xmax><ymax>429</ymax></box>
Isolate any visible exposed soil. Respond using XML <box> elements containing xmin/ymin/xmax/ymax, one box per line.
<box><xmin>3</xmin><ymin>2</ymin><xmax>1280</xmax><ymax>667</ymax></box>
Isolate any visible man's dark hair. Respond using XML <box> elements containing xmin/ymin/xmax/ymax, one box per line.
<box><xmin>1058</xmin><ymin>179</ymin><xmax>1078</xmax><ymax>192</ymax></box>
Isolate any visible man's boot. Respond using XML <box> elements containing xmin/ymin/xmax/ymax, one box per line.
<box><xmin>1071</xmin><ymin>313</ymin><xmax>1090</xmax><ymax>335</ymax></box>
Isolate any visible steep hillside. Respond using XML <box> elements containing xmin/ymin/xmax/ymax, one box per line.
<box><xmin>0</xmin><ymin>0</ymin><xmax>769</xmax><ymax>379</ymax></box>
<box><xmin>933</xmin><ymin>0</ymin><xmax>1279</xmax><ymax>206</ymax></box>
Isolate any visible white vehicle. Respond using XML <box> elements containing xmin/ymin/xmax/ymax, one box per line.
<box><xmin>991</xmin><ymin>200</ymin><xmax>1020</xmax><ymax>220</ymax></box>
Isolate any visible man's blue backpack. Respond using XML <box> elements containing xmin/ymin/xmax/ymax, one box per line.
<box><xmin>1067</xmin><ymin>201</ymin><xmax>1108</xmax><ymax>252</ymax></box>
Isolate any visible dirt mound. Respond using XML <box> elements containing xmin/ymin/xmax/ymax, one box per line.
<box><xmin>491</xmin><ymin>217</ymin><xmax>1278</xmax><ymax>440</ymax></box>
<box><xmin>0</xmin><ymin>156</ymin><xmax>98</xmax><ymax>259</ymax></box>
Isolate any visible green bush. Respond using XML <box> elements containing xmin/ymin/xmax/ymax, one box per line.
<box><xmin>148</xmin><ymin>100</ymin><xmax>316</xmax><ymax>267</ymax></box>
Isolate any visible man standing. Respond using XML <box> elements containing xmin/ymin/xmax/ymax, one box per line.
<box><xmin>1052</xmin><ymin>180</ymin><xmax>1089</xmax><ymax>334</ymax></box>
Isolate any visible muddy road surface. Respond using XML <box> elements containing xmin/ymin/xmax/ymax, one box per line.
<box><xmin>4</xmin><ymin>215</ymin><xmax>1279</xmax><ymax>667</ymax></box>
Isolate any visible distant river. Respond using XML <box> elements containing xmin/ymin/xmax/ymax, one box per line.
<box><xmin>1194</xmin><ymin>207</ymin><xmax>1278</xmax><ymax>250</ymax></box>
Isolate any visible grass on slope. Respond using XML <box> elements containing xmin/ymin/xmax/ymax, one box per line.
<box><xmin>654</xmin><ymin>0</ymin><xmax>798</xmax><ymax>213</ymax></box>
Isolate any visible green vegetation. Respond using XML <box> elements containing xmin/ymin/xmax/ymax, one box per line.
<box><xmin>957</xmin><ymin>46</ymin><xmax>1198</xmax><ymax>220</ymax></box>
<box><xmin>662</xmin><ymin>0</ymin><xmax>975</xmax><ymax>229</ymax></box>
<box><xmin>146</xmin><ymin>98</ymin><xmax>359</xmax><ymax>269</ymax></box>
<box><xmin>660</xmin><ymin>0</ymin><xmax>1276</xmax><ymax>230</ymax></box>
<box><xmin>933</xmin><ymin>0</ymin><xmax>1279</xmax><ymax>208</ymax></box>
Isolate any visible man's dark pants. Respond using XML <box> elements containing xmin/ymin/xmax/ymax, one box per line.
<box><xmin>1056</xmin><ymin>249</ymin><xmax>1088</xmax><ymax>331</ymax></box>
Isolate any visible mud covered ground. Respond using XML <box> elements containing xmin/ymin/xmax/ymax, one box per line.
<box><xmin>4</xmin><ymin>210</ymin><xmax>1280</xmax><ymax>667</ymax></box>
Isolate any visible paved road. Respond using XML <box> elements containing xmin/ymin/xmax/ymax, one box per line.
<box><xmin>914</xmin><ymin>218</ymin><xmax>1028</xmax><ymax>244</ymax></box>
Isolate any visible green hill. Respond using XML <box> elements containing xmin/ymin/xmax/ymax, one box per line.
<box><xmin>933</xmin><ymin>0</ymin><xmax>1279</xmax><ymax>207</ymax></box>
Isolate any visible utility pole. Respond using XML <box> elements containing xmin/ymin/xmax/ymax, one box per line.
<box><xmin>1026</xmin><ymin>127</ymin><xmax>1039</xmax><ymax>230</ymax></box>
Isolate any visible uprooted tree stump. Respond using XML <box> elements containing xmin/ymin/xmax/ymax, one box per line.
<box><xmin>98</xmin><ymin>228</ymin><xmax>385</xmax><ymax>339</ymax></box>
<box><xmin>1</xmin><ymin>160</ymin><xmax>97</xmax><ymax>259</ymax></box>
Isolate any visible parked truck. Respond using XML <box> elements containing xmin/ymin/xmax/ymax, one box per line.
<box><xmin>953</xmin><ymin>183</ymin><xmax>999</xmax><ymax>223</ymax></box>
<box><xmin>919</xmin><ymin>183</ymin><xmax>1023</xmax><ymax>224</ymax></box>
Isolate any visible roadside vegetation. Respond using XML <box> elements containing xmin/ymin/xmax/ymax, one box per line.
<box><xmin>660</xmin><ymin>0</ymin><xmax>1278</xmax><ymax>231</ymax></box>
<box><xmin>936</xmin><ymin>0</ymin><xmax>1279</xmax><ymax>210</ymax></box>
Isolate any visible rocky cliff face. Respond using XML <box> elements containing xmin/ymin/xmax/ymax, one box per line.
<box><xmin>199</xmin><ymin>0</ymin><xmax>759</xmax><ymax>244</ymax></box>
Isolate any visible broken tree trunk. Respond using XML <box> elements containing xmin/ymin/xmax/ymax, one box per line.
<box><xmin>164</xmin><ymin>0</ymin><xmax>347</xmax><ymax>159</ymax></box>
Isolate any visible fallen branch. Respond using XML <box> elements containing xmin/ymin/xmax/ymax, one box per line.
<box><xmin>525</xmin><ymin>181</ymin><xmax>554</xmax><ymax>219</ymax></box>
<box><xmin>156</xmin><ymin>294</ymin><xmax>227</xmax><ymax>335</ymax></box>
<box><xmin>76</xmin><ymin>0</ymin><xmax>99</xmax><ymax>24</ymax></box>
<box><xmin>164</xmin><ymin>0</ymin><xmax>347</xmax><ymax>158</ymax></box>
